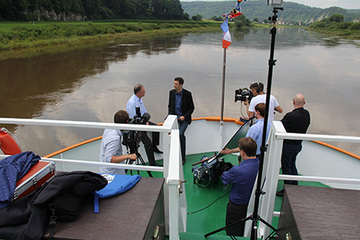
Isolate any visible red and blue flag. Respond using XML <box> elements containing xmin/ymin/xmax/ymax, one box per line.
<box><xmin>220</xmin><ymin>18</ymin><xmax>231</xmax><ymax>49</ymax></box>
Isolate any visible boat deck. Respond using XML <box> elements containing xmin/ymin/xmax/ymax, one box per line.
<box><xmin>136</xmin><ymin>152</ymin><xmax>275</xmax><ymax>239</ymax></box>
<box><xmin>141</xmin><ymin>152</ymin><xmax>330</xmax><ymax>239</ymax></box>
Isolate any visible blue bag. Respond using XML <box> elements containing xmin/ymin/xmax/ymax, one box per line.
<box><xmin>93</xmin><ymin>174</ymin><xmax>141</xmax><ymax>213</ymax></box>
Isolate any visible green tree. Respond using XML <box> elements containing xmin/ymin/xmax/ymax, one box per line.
<box><xmin>210</xmin><ymin>16</ymin><xmax>222</xmax><ymax>21</ymax></box>
<box><xmin>234</xmin><ymin>14</ymin><xmax>251</xmax><ymax>29</ymax></box>
<box><xmin>193</xmin><ymin>14</ymin><xmax>202</xmax><ymax>21</ymax></box>
<box><xmin>327</xmin><ymin>13</ymin><xmax>344</xmax><ymax>23</ymax></box>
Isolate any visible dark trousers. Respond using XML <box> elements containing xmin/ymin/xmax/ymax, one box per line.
<box><xmin>225</xmin><ymin>201</ymin><xmax>248</xmax><ymax>237</ymax></box>
<box><xmin>148</xmin><ymin>121</ymin><xmax>160</xmax><ymax>146</ymax></box>
<box><xmin>138</xmin><ymin>131</ymin><xmax>156</xmax><ymax>165</ymax></box>
<box><xmin>281</xmin><ymin>142</ymin><xmax>302</xmax><ymax>185</ymax></box>
<box><xmin>179</xmin><ymin>120</ymin><xmax>188</xmax><ymax>160</ymax></box>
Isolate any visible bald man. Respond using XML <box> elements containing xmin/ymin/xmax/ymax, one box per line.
<box><xmin>277</xmin><ymin>94</ymin><xmax>310</xmax><ymax>196</ymax></box>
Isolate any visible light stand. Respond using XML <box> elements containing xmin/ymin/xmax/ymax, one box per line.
<box><xmin>249</xmin><ymin>7</ymin><xmax>283</xmax><ymax>239</ymax></box>
<box><xmin>205</xmin><ymin>7</ymin><xmax>282</xmax><ymax>239</ymax></box>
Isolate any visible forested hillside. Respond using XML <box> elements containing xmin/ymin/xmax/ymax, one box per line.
<box><xmin>0</xmin><ymin>0</ymin><xmax>187</xmax><ymax>21</ymax></box>
<box><xmin>181</xmin><ymin>1</ymin><xmax>360</xmax><ymax>25</ymax></box>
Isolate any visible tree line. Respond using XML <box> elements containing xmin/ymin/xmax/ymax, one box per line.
<box><xmin>309</xmin><ymin>13</ymin><xmax>360</xmax><ymax>30</ymax></box>
<box><xmin>0</xmin><ymin>0</ymin><xmax>188</xmax><ymax>21</ymax></box>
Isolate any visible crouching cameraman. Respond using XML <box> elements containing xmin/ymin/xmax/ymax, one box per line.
<box><xmin>100</xmin><ymin>110</ymin><xmax>137</xmax><ymax>175</ymax></box>
<box><xmin>221</xmin><ymin>137</ymin><xmax>259</xmax><ymax>237</ymax></box>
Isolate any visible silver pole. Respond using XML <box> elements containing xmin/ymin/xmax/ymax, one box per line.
<box><xmin>220</xmin><ymin>47</ymin><xmax>227</xmax><ymax>122</ymax></box>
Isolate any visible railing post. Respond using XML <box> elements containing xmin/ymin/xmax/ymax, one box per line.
<box><xmin>167</xmin><ymin>129</ymin><xmax>187</xmax><ymax>239</ymax></box>
<box><xmin>258</xmin><ymin>121</ymin><xmax>285</xmax><ymax>238</ymax></box>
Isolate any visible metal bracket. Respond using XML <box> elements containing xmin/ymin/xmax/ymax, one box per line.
<box><xmin>178</xmin><ymin>180</ymin><xmax>186</xmax><ymax>195</ymax></box>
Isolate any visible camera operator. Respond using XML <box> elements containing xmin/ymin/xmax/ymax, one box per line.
<box><xmin>244</xmin><ymin>82</ymin><xmax>283</xmax><ymax>122</ymax></box>
<box><xmin>126</xmin><ymin>84</ymin><xmax>162</xmax><ymax>166</ymax></box>
<box><xmin>100</xmin><ymin>110</ymin><xmax>137</xmax><ymax>175</ymax></box>
<box><xmin>221</xmin><ymin>137</ymin><xmax>259</xmax><ymax>236</ymax></box>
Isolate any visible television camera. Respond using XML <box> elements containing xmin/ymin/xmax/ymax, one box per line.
<box><xmin>122</xmin><ymin>107</ymin><xmax>151</xmax><ymax>150</ymax></box>
<box><xmin>192</xmin><ymin>155</ymin><xmax>233</xmax><ymax>188</ymax></box>
<box><xmin>235</xmin><ymin>88</ymin><xmax>253</xmax><ymax>103</ymax></box>
<box><xmin>122</xmin><ymin>107</ymin><xmax>153</xmax><ymax>177</ymax></box>
<box><xmin>128</xmin><ymin>107</ymin><xmax>151</xmax><ymax>125</ymax></box>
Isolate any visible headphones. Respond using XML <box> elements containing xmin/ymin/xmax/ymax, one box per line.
<box><xmin>134</xmin><ymin>85</ymin><xmax>142</xmax><ymax>94</ymax></box>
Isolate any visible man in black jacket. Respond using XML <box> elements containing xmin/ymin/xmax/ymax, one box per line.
<box><xmin>277</xmin><ymin>94</ymin><xmax>310</xmax><ymax>196</ymax></box>
<box><xmin>168</xmin><ymin>77</ymin><xmax>195</xmax><ymax>165</ymax></box>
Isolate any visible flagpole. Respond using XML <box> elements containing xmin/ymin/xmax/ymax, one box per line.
<box><xmin>220</xmin><ymin>47</ymin><xmax>227</xmax><ymax>123</ymax></box>
<box><xmin>220</xmin><ymin>47</ymin><xmax>227</xmax><ymax>149</ymax></box>
<box><xmin>219</xmin><ymin>16</ymin><xmax>231</xmax><ymax>149</ymax></box>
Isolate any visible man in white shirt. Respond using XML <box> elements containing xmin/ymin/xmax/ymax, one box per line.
<box><xmin>245</xmin><ymin>82</ymin><xmax>283</xmax><ymax>122</ymax></box>
<box><xmin>100</xmin><ymin>110</ymin><xmax>137</xmax><ymax>174</ymax></box>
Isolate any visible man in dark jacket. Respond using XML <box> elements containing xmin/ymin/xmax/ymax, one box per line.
<box><xmin>277</xmin><ymin>94</ymin><xmax>310</xmax><ymax>196</ymax></box>
<box><xmin>168</xmin><ymin>77</ymin><xmax>195</xmax><ymax>165</ymax></box>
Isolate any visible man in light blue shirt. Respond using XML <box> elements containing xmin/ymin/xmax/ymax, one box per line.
<box><xmin>221</xmin><ymin>103</ymin><xmax>271</xmax><ymax>157</ymax></box>
<box><xmin>126</xmin><ymin>85</ymin><xmax>147</xmax><ymax>119</ymax></box>
<box><xmin>100</xmin><ymin>110</ymin><xmax>137</xmax><ymax>174</ymax></box>
<box><xmin>126</xmin><ymin>84</ymin><xmax>162</xmax><ymax>166</ymax></box>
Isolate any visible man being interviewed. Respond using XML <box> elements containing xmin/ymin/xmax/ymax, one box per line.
<box><xmin>168</xmin><ymin>77</ymin><xmax>195</xmax><ymax>165</ymax></box>
<box><xmin>126</xmin><ymin>84</ymin><xmax>162</xmax><ymax>167</ymax></box>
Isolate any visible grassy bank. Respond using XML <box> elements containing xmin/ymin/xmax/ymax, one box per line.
<box><xmin>0</xmin><ymin>20</ymin><xmax>220</xmax><ymax>50</ymax></box>
<box><xmin>308</xmin><ymin>20</ymin><xmax>360</xmax><ymax>40</ymax></box>
<box><xmin>307</xmin><ymin>28</ymin><xmax>360</xmax><ymax>39</ymax></box>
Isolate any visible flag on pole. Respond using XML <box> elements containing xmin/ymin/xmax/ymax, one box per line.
<box><xmin>220</xmin><ymin>18</ymin><xmax>231</xmax><ymax>49</ymax></box>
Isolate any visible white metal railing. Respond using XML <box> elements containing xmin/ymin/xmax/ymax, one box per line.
<box><xmin>278</xmin><ymin>175</ymin><xmax>360</xmax><ymax>185</ymax></box>
<box><xmin>255</xmin><ymin>121</ymin><xmax>360</xmax><ymax>239</ymax></box>
<box><xmin>0</xmin><ymin>115</ymin><xmax>186</xmax><ymax>239</ymax></box>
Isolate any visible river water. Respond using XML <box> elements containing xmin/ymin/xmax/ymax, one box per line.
<box><xmin>1</xmin><ymin>27</ymin><xmax>360</xmax><ymax>156</ymax></box>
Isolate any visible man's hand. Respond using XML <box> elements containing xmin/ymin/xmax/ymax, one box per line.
<box><xmin>244</xmin><ymin>99</ymin><xmax>249</xmax><ymax>106</ymax></box>
<box><xmin>128</xmin><ymin>153</ymin><xmax>137</xmax><ymax>161</ymax></box>
<box><xmin>221</xmin><ymin>148</ymin><xmax>231</xmax><ymax>155</ymax></box>
<box><xmin>179</xmin><ymin>116</ymin><xmax>185</xmax><ymax>121</ymax></box>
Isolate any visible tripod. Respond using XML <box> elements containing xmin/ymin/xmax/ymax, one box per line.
<box><xmin>124</xmin><ymin>130</ymin><xmax>153</xmax><ymax>178</ymax></box>
<box><xmin>205</xmin><ymin>7</ymin><xmax>282</xmax><ymax>239</ymax></box>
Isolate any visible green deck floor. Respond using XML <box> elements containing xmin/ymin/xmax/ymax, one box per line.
<box><xmin>131</xmin><ymin>153</ymin><xmax>329</xmax><ymax>239</ymax></box>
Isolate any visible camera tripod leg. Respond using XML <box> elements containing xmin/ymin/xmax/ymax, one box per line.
<box><xmin>204</xmin><ymin>208</ymin><xmax>277</xmax><ymax>238</ymax></box>
<box><xmin>204</xmin><ymin>215</ymin><xmax>252</xmax><ymax>237</ymax></box>
<box><xmin>258</xmin><ymin>216</ymin><xmax>278</xmax><ymax>234</ymax></box>
<box><xmin>136</xmin><ymin>153</ymin><xmax>153</xmax><ymax>177</ymax></box>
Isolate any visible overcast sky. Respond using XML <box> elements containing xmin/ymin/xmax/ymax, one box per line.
<box><xmin>181</xmin><ymin>0</ymin><xmax>360</xmax><ymax>9</ymax></box>
<box><xmin>291</xmin><ymin>0</ymin><xmax>360</xmax><ymax>9</ymax></box>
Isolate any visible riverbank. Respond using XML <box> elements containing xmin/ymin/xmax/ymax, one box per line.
<box><xmin>0</xmin><ymin>20</ymin><xmax>220</xmax><ymax>51</ymax></box>
<box><xmin>308</xmin><ymin>20</ymin><xmax>360</xmax><ymax>40</ymax></box>
<box><xmin>307</xmin><ymin>28</ymin><xmax>360</xmax><ymax>40</ymax></box>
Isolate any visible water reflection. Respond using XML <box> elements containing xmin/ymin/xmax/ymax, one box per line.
<box><xmin>1</xmin><ymin>28</ymin><xmax>360</xmax><ymax>156</ymax></box>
